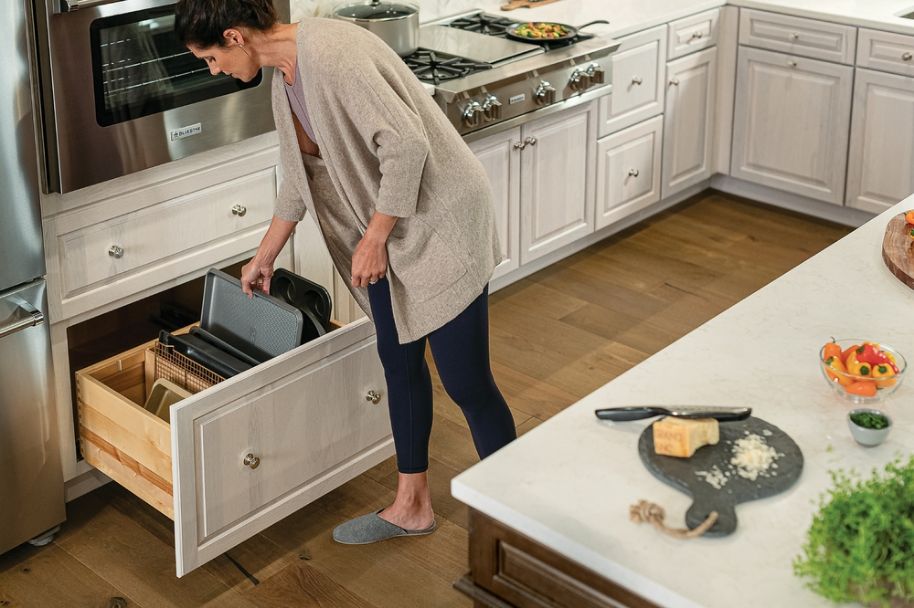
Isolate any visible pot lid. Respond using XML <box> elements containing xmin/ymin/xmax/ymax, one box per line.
<box><xmin>336</xmin><ymin>0</ymin><xmax>417</xmax><ymax>20</ymax></box>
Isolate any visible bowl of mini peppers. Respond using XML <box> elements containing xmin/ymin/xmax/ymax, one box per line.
<box><xmin>819</xmin><ymin>339</ymin><xmax>906</xmax><ymax>404</ymax></box>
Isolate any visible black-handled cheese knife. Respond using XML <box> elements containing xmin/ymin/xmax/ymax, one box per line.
<box><xmin>594</xmin><ymin>405</ymin><xmax>752</xmax><ymax>422</ymax></box>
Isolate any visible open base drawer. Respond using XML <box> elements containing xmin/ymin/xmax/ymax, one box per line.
<box><xmin>75</xmin><ymin>317</ymin><xmax>393</xmax><ymax>576</ymax></box>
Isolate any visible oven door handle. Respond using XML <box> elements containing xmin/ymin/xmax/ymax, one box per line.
<box><xmin>0</xmin><ymin>306</ymin><xmax>45</xmax><ymax>340</ymax></box>
<box><xmin>57</xmin><ymin>0</ymin><xmax>125</xmax><ymax>13</ymax></box>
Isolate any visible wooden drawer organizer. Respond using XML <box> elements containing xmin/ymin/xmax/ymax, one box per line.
<box><xmin>75</xmin><ymin>317</ymin><xmax>394</xmax><ymax>576</ymax></box>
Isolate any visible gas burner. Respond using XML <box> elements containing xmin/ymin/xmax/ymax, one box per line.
<box><xmin>448</xmin><ymin>13</ymin><xmax>518</xmax><ymax>37</ymax></box>
<box><xmin>403</xmin><ymin>50</ymin><xmax>493</xmax><ymax>85</ymax></box>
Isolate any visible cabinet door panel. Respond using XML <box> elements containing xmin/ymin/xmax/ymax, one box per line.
<box><xmin>847</xmin><ymin>69</ymin><xmax>914</xmax><ymax>213</ymax></box>
<box><xmin>520</xmin><ymin>104</ymin><xmax>594</xmax><ymax>264</ymax></box>
<box><xmin>731</xmin><ymin>47</ymin><xmax>852</xmax><ymax>205</ymax></box>
<box><xmin>596</xmin><ymin>116</ymin><xmax>663</xmax><ymax>230</ymax></box>
<box><xmin>469</xmin><ymin>127</ymin><xmax>521</xmax><ymax>281</ymax></box>
<box><xmin>663</xmin><ymin>47</ymin><xmax>717</xmax><ymax>198</ymax></box>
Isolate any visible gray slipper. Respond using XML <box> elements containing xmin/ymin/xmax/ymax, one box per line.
<box><xmin>332</xmin><ymin>509</ymin><xmax>437</xmax><ymax>545</ymax></box>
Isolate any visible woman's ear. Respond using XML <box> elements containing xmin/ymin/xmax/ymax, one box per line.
<box><xmin>222</xmin><ymin>27</ymin><xmax>246</xmax><ymax>47</ymax></box>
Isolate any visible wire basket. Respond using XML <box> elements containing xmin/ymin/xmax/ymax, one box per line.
<box><xmin>151</xmin><ymin>341</ymin><xmax>224</xmax><ymax>394</ymax></box>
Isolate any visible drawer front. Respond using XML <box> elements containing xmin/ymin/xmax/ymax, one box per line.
<box><xmin>668</xmin><ymin>9</ymin><xmax>719</xmax><ymax>60</ymax></box>
<box><xmin>857</xmin><ymin>28</ymin><xmax>914</xmax><ymax>77</ymax></box>
<box><xmin>596</xmin><ymin>116</ymin><xmax>663</xmax><ymax>230</ymax></box>
<box><xmin>170</xmin><ymin>318</ymin><xmax>394</xmax><ymax>576</ymax></box>
<box><xmin>739</xmin><ymin>9</ymin><xmax>856</xmax><ymax>64</ymax></box>
<box><xmin>598</xmin><ymin>25</ymin><xmax>666</xmax><ymax>137</ymax></box>
<box><xmin>58</xmin><ymin>168</ymin><xmax>274</xmax><ymax>295</ymax></box>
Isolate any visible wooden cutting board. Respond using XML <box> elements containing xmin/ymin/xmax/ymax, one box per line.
<box><xmin>500</xmin><ymin>0</ymin><xmax>562</xmax><ymax>10</ymax></box>
<box><xmin>637</xmin><ymin>417</ymin><xmax>803</xmax><ymax>536</ymax></box>
<box><xmin>882</xmin><ymin>212</ymin><xmax>914</xmax><ymax>289</ymax></box>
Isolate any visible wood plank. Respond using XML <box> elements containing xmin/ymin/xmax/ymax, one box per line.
<box><xmin>242</xmin><ymin>562</ymin><xmax>376</xmax><ymax>608</ymax></box>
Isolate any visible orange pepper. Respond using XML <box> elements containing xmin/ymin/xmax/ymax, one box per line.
<box><xmin>822</xmin><ymin>341</ymin><xmax>842</xmax><ymax>361</ymax></box>
<box><xmin>872</xmin><ymin>363</ymin><xmax>897</xmax><ymax>389</ymax></box>
<box><xmin>824</xmin><ymin>356</ymin><xmax>853</xmax><ymax>386</ymax></box>
<box><xmin>845</xmin><ymin>381</ymin><xmax>877</xmax><ymax>397</ymax></box>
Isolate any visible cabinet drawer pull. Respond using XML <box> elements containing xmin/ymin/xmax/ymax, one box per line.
<box><xmin>108</xmin><ymin>245</ymin><xmax>124</xmax><ymax>259</ymax></box>
<box><xmin>669</xmin><ymin>77</ymin><xmax>680</xmax><ymax>86</ymax></box>
<box><xmin>524</xmin><ymin>136</ymin><xmax>537</xmax><ymax>147</ymax></box>
<box><xmin>631</xmin><ymin>76</ymin><xmax>643</xmax><ymax>86</ymax></box>
<box><xmin>690</xmin><ymin>31</ymin><xmax>704</xmax><ymax>40</ymax></box>
<box><xmin>366</xmin><ymin>390</ymin><xmax>382</xmax><ymax>404</ymax></box>
<box><xmin>628</xmin><ymin>168</ymin><xmax>640</xmax><ymax>178</ymax></box>
<box><xmin>513</xmin><ymin>141</ymin><xmax>526</xmax><ymax>150</ymax></box>
<box><xmin>231</xmin><ymin>204</ymin><xmax>247</xmax><ymax>217</ymax></box>
<box><xmin>903</xmin><ymin>52</ymin><xmax>913</xmax><ymax>62</ymax></box>
<box><xmin>243</xmin><ymin>453</ymin><xmax>261</xmax><ymax>469</ymax></box>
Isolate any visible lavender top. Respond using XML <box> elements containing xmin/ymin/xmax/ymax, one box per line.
<box><xmin>283</xmin><ymin>64</ymin><xmax>317</xmax><ymax>142</ymax></box>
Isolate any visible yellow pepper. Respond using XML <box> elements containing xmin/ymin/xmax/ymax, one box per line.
<box><xmin>872</xmin><ymin>363</ymin><xmax>896</xmax><ymax>389</ymax></box>
<box><xmin>845</xmin><ymin>350</ymin><xmax>872</xmax><ymax>378</ymax></box>
<box><xmin>824</xmin><ymin>356</ymin><xmax>852</xmax><ymax>386</ymax></box>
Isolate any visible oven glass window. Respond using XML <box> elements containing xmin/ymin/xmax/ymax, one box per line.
<box><xmin>90</xmin><ymin>7</ymin><xmax>260</xmax><ymax>127</ymax></box>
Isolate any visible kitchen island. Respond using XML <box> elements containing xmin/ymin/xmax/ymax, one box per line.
<box><xmin>451</xmin><ymin>195</ymin><xmax>914</xmax><ymax>607</ymax></box>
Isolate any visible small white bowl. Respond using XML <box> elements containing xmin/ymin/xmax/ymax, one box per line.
<box><xmin>847</xmin><ymin>408</ymin><xmax>892</xmax><ymax>447</ymax></box>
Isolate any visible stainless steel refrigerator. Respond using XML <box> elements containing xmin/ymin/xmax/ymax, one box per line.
<box><xmin>0</xmin><ymin>0</ymin><xmax>65</xmax><ymax>554</ymax></box>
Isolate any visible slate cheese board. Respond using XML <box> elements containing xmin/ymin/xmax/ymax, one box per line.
<box><xmin>637</xmin><ymin>416</ymin><xmax>803</xmax><ymax>536</ymax></box>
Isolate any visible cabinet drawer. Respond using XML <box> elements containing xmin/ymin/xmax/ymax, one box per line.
<box><xmin>54</xmin><ymin>168</ymin><xmax>276</xmax><ymax>317</ymax></box>
<box><xmin>75</xmin><ymin>317</ymin><xmax>393</xmax><ymax>576</ymax></box>
<box><xmin>668</xmin><ymin>9</ymin><xmax>719</xmax><ymax>60</ymax></box>
<box><xmin>857</xmin><ymin>29</ymin><xmax>914</xmax><ymax>77</ymax></box>
<box><xmin>598</xmin><ymin>25</ymin><xmax>666</xmax><ymax>137</ymax></box>
<box><xmin>595</xmin><ymin>116</ymin><xmax>663</xmax><ymax>230</ymax></box>
<box><xmin>739</xmin><ymin>9</ymin><xmax>856</xmax><ymax>64</ymax></box>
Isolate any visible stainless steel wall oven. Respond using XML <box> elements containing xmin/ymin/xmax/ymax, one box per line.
<box><xmin>33</xmin><ymin>0</ymin><xmax>289</xmax><ymax>193</ymax></box>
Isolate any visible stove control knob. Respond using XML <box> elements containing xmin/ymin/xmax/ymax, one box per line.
<box><xmin>482</xmin><ymin>94</ymin><xmax>502</xmax><ymax>120</ymax></box>
<box><xmin>585</xmin><ymin>62</ymin><xmax>605</xmax><ymax>85</ymax></box>
<box><xmin>462</xmin><ymin>100</ymin><xmax>484</xmax><ymax>127</ymax></box>
<box><xmin>569</xmin><ymin>68</ymin><xmax>591</xmax><ymax>92</ymax></box>
<box><xmin>533</xmin><ymin>81</ymin><xmax>556</xmax><ymax>105</ymax></box>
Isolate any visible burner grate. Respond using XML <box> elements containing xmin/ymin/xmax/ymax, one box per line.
<box><xmin>448</xmin><ymin>13</ymin><xmax>518</xmax><ymax>37</ymax></box>
<box><xmin>403</xmin><ymin>50</ymin><xmax>493</xmax><ymax>85</ymax></box>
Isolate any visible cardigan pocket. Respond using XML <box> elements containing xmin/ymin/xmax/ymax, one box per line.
<box><xmin>386</xmin><ymin>220</ymin><xmax>467</xmax><ymax>304</ymax></box>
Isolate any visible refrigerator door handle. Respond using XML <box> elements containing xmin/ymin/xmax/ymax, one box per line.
<box><xmin>0</xmin><ymin>304</ymin><xmax>45</xmax><ymax>340</ymax></box>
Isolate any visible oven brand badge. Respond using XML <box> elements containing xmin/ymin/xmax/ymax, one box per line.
<box><xmin>169</xmin><ymin>123</ymin><xmax>203</xmax><ymax>142</ymax></box>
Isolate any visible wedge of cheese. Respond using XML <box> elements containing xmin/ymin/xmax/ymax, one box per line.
<box><xmin>652</xmin><ymin>417</ymin><xmax>719</xmax><ymax>458</ymax></box>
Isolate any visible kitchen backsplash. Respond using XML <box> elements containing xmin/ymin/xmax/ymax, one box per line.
<box><xmin>290</xmin><ymin>0</ymin><xmax>492</xmax><ymax>22</ymax></box>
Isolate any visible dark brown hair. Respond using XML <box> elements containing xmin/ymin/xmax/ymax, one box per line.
<box><xmin>175</xmin><ymin>0</ymin><xmax>278</xmax><ymax>48</ymax></box>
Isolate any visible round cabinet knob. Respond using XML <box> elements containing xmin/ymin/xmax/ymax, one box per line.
<box><xmin>791</xmin><ymin>32</ymin><xmax>800</xmax><ymax>40</ymax></box>
<box><xmin>524</xmin><ymin>136</ymin><xmax>537</xmax><ymax>147</ymax></box>
<box><xmin>461</xmin><ymin>100</ymin><xmax>484</xmax><ymax>127</ymax></box>
<box><xmin>533</xmin><ymin>81</ymin><xmax>556</xmax><ymax>105</ymax></box>
<box><xmin>787</xmin><ymin>59</ymin><xmax>798</xmax><ymax>68</ymax></box>
<box><xmin>669</xmin><ymin>77</ymin><xmax>680</xmax><ymax>86</ymax></box>
<box><xmin>631</xmin><ymin>76</ymin><xmax>644</xmax><ymax>86</ymax></box>
<box><xmin>231</xmin><ymin>204</ymin><xmax>247</xmax><ymax>217</ymax></box>
<box><xmin>243</xmin><ymin>453</ymin><xmax>260</xmax><ymax>469</ymax></box>
<box><xmin>903</xmin><ymin>52</ymin><xmax>913</xmax><ymax>62</ymax></box>
<box><xmin>628</xmin><ymin>168</ymin><xmax>640</xmax><ymax>178</ymax></box>
<box><xmin>512</xmin><ymin>141</ymin><xmax>526</xmax><ymax>151</ymax></box>
<box><xmin>366</xmin><ymin>390</ymin><xmax>382</xmax><ymax>405</ymax></box>
<box><xmin>108</xmin><ymin>245</ymin><xmax>124</xmax><ymax>259</ymax></box>
<box><xmin>691</xmin><ymin>31</ymin><xmax>704</xmax><ymax>40</ymax></box>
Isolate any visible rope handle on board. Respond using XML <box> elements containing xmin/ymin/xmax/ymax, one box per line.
<box><xmin>629</xmin><ymin>500</ymin><xmax>718</xmax><ymax>539</ymax></box>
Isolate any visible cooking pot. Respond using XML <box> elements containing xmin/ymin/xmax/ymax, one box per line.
<box><xmin>334</xmin><ymin>0</ymin><xmax>419</xmax><ymax>57</ymax></box>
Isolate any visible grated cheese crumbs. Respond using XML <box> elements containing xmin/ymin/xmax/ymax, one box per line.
<box><xmin>730</xmin><ymin>433</ymin><xmax>780</xmax><ymax>480</ymax></box>
<box><xmin>695</xmin><ymin>465</ymin><xmax>729</xmax><ymax>489</ymax></box>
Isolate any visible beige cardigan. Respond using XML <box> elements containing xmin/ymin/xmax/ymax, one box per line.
<box><xmin>271</xmin><ymin>18</ymin><xmax>501</xmax><ymax>343</ymax></box>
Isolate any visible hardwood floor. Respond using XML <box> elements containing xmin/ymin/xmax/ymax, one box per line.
<box><xmin>0</xmin><ymin>191</ymin><xmax>852</xmax><ymax>607</ymax></box>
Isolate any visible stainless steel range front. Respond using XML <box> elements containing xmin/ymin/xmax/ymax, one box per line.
<box><xmin>404</xmin><ymin>12</ymin><xmax>620</xmax><ymax>139</ymax></box>
<box><xmin>32</xmin><ymin>0</ymin><xmax>289</xmax><ymax>193</ymax></box>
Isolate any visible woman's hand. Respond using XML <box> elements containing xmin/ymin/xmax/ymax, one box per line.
<box><xmin>351</xmin><ymin>233</ymin><xmax>388</xmax><ymax>288</ymax></box>
<box><xmin>241</xmin><ymin>257</ymin><xmax>274</xmax><ymax>297</ymax></box>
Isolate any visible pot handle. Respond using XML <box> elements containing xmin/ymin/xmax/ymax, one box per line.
<box><xmin>576</xmin><ymin>20</ymin><xmax>610</xmax><ymax>29</ymax></box>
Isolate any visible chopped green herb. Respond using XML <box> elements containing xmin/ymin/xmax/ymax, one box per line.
<box><xmin>849</xmin><ymin>411</ymin><xmax>889</xmax><ymax>430</ymax></box>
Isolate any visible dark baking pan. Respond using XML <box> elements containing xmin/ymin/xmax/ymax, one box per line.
<box><xmin>189</xmin><ymin>327</ymin><xmax>261</xmax><ymax>367</ymax></box>
<box><xmin>158</xmin><ymin>330</ymin><xmax>253</xmax><ymax>378</ymax></box>
<box><xmin>269</xmin><ymin>268</ymin><xmax>333</xmax><ymax>334</ymax></box>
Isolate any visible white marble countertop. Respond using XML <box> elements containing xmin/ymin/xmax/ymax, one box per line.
<box><xmin>476</xmin><ymin>0</ymin><xmax>914</xmax><ymax>38</ymax></box>
<box><xmin>452</xmin><ymin>193</ymin><xmax>914</xmax><ymax>606</ymax></box>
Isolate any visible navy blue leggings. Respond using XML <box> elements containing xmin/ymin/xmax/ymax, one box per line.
<box><xmin>367</xmin><ymin>279</ymin><xmax>517</xmax><ymax>473</ymax></box>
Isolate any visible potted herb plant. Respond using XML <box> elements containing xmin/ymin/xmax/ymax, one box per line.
<box><xmin>794</xmin><ymin>456</ymin><xmax>914</xmax><ymax>607</ymax></box>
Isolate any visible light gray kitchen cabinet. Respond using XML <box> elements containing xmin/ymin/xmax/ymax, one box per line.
<box><xmin>519</xmin><ymin>101</ymin><xmax>595</xmax><ymax>264</ymax></box>
<box><xmin>662</xmin><ymin>46</ymin><xmax>718</xmax><ymax>198</ymax></box>
<box><xmin>846</xmin><ymin>68</ymin><xmax>914</xmax><ymax>213</ymax></box>
<box><xmin>667</xmin><ymin>8</ymin><xmax>719</xmax><ymax>60</ymax></box>
<box><xmin>595</xmin><ymin>115</ymin><xmax>663</xmax><ymax>229</ymax></box>
<box><xmin>598</xmin><ymin>25</ymin><xmax>667</xmax><ymax>137</ymax></box>
<box><xmin>469</xmin><ymin>127</ymin><xmax>521</xmax><ymax>281</ymax></box>
<box><xmin>731</xmin><ymin>46</ymin><xmax>853</xmax><ymax>205</ymax></box>
<box><xmin>856</xmin><ymin>28</ymin><xmax>914</xmax><ymax>77</ymax></box>
<box><xmin>739</xmin><ymin>9</ymin><xmax>856</xmax><ymax>64</ymax></box>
